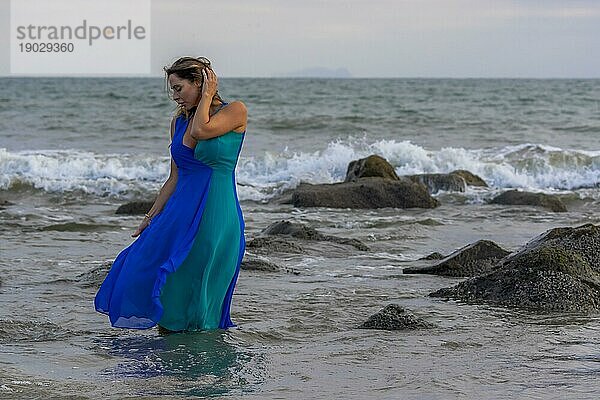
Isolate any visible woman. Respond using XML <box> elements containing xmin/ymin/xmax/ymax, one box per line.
<box><xmin>95</xmin><ymin>56</ymin><xmax>247</xmax><ymax>333</ymax></box>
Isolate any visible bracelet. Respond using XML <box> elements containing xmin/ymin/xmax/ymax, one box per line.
<box><xmin>144</xmin><ymin>213</ymin><xmax>152</xmax><ymax>224</ymax></box>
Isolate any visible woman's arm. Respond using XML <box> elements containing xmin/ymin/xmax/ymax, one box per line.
<box><xmin>190</xmin><ymin>68</ymin><xmax>247</xmax><ymax>140</ymax></box>
<box><xmin>132</xmin><ymin>118</ymin><xmax>178</xmax><ymax>237</ymax></box>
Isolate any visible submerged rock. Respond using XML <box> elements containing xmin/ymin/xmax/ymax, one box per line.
<box><xmin>404</xmin><ymin>170</ymin><xmax>488</xmax><ymax>194</ymax></box>
<box><xmin>450</xmin><ymin>170</ymin><xmax>488</xmax><ymax>187</ymax></box>
<box><xmin>260</xmin><ymin>220</ymin><xmax>369</xmax><ymax>251</ymax></box>
<box><xmin>116</xmin><ymin>200</ymin><xmax>155</xmax><ymax>215</ymax></box>
<box><xmin>0</xmin><ymin>319</ymin><xmax>74</xmax><ymax>343</ymax></box>
<box><xmin>241</xmin><ymin>255</ymin><xmax>300</xmax><ymax>275</ymax></box>
<box><xmin>490</xmin><ymin>190</ymin><xmax>567</xmax><ymax>212</ymax></box>
<box><xmin>405</xmin><ymin>240</ymin><xmax>511</xmax><ymax>277</ymax></box>
<box><xmin>358</xmin><ymin>304</ymin><xmax>434</xmax><ymax>330</ymax></box>
<box><xmin>246</xmin><ymin>236</ymin><xmax>306</xmax><ymax>254</ymax></box>
<box><xmin>241</xmin><ymin>257</ymin><xmax>280</xmax><ymax>272</ymax></box>
<box><xmin>405</xmin><ymin>173</ymin><xmax>467</xmax><ymax>194</ymax></box>
<box><xmin>0</xmin><ymin>198</ymin><xmax>14</xmax><ymax>209</ymax></box>
<box><xmin>430</xmin><ymin>224</ymin><xmax>600</xmax><ymax>312</ymax></box>
<box><xmin>292</xmin><ymin>177</ymin><xmax>439</xmax><ymax>209</ymax></box>
<box><xmin>419</xmin><ymin>252</ymin><xmax>445</xmax><ymax>261</ymax></box>
<box><xmin>77</xmin><ymin>261</ymin><xmax>112</xmax><ymax>288</ymax></box>
<box><xmin>344</xmin><ymin>154</ymin><xmax>400</xmax><ymax>182</ymax></box>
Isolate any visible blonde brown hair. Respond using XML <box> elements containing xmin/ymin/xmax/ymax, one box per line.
<box><xmin>163</xmin><ymin>56</ymin><xmax>224</xmax><ymax>119</ymax></box>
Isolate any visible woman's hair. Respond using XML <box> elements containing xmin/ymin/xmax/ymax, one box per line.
<box><xmin>163</xmin><ymin>56</ymin><xmax>224</xmax><ymax>119</ymax></box>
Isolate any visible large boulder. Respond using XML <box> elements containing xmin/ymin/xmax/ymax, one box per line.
<box><xmin>292</xmin><ymin>177</ymin><xmax>439</xmax><ymax>209</ymax></box>
<box><xmin>430</xmin><ymin>224</ymin><xmax>600</xmax><ymax>312</ymax></box>
<box><xmin>344</xmin><ymin>154</ymin><xmax>400</xmax><ymax>182</ymax></box>
<box><xmin>260</xmin><ymin>220</ymin><xmax>369</xmax><ymax>251</ymax></box>
<box><xmin>404</xmin><ymin>240</ymin><xmax>511</xmax><ymax>277</ymax></box>
<box><xmin>358</xmin><ymin>304</ymin><xmax>434</xmax><ymax>330</ymax></box>
<box><xmin>490</xmin><ymin>190</ymin><xmax>567</xmax><ymax>212</ymax></box>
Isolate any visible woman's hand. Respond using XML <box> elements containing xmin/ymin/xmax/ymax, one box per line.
<box><xmin>201</xmin><ymin>68</ymin><xmax>218</xmax><ymax>99</ymax></box>
<box><xmin>131</xmin><ymin>218</ymin><xmax>151</xmax><ymax>237</ymax></box>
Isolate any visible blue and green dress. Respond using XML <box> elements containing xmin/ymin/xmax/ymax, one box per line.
<box><xmin>95</xmin><ymin>105</ymin><xmax>246</xmax><ymax>331</ymax></box>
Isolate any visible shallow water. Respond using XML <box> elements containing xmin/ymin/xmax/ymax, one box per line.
<box><xmin>1</xmin><ymin>78</ymin><xmax>599</xmax><ymax>399</ymax></box>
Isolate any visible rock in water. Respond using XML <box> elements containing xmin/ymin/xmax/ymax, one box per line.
<box><xmin>358</xmin><ymin>304</ymin><xmax>434</xmax><ymax>330</ymax></box>
<box><xmin>260</xmin><ymin>220</ymin><xmax>369</xmax><ymax>251</ymax></box>
<box><xmin>246</xmin><ymin>236</ymin><xmax>306</xmax><ymax>254</ymax></box>
<box><xmin>116</xmin><ymin>200</ymin><xmax>155</xmax><ymax>215</ymax></box>
<box><xmin>405</xmin><ymin>173</ymin><xmax>467</xmax><ymax>193</ymax></box>
<box><xmin>292</xmin><ymin>177</ymin><xmax>439</xmax><ymax>209</ymax></box>
<box><xmin>344</xmin><ymin>154</ymin><xmax>400</xmax><ymax>182</ymax></box>
<box><xmin>241</xmin><ymin>257</ymin><xmax>280</xmax><ymax>272</ymax></box>
<box><xmin>490</xmin><ymin>190</ymin><xmax>567</xmax><ymax>212</ymax></box>
<box><xmin>403</xmin><ymin>170</ymin><xmax>488</xmax><ymax>194</ymax></box>
<box><xmin>419</xmin><ymin>252</ymin><xmax>445</xmax><ymax>261</ymax></box>
<box><xmin>261</xmin><ymin>219</ymin><xmax>322</xmax><ymax>239</ymax></box>
<box><xmin>76</xmin><ymin>261</ymin><xmax>112</xmax><ymax>288</ymax></box>
<box><xmin>405</xmin><ymin>240</ymin><xmax>510</xmax><ymax>277</ymax></box>
<box><xmin>430</xmin><ymin>224</ymin><xmax>600</xmax><ymax>312</ymax></box>
<box><xmin>450</xmin><ymin>170</ymin><xmax>488</xmax><ymax>187</ymax></box>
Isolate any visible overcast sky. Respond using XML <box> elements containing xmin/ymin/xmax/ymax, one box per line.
<box><xmin>2</xmin><ymin>0</ymin><xmax>600</xmax><ymax>77</ymax></box>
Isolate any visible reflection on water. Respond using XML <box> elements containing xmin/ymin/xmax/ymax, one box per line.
<box><xmin>95</xmin><ymin>330</ymin><xmax>264</xmax><ymax>397</ymax></box>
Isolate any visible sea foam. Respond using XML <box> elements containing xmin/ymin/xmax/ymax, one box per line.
<box><xmin>1</xmin><ymin>140</ymin><xmax>598</xmax><ymax>201</ymax></box>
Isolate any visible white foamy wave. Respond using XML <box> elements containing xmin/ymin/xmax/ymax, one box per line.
<box><xmin>2</xmin><ymin>141</ymin><xmax>599</xmax><ymax>202</ymax></box>
<box><xmin>236</xmin><ymin>139</ymin><xmax>600</xmax><ymax>201</ymax></box>
<box><xmin>0</xmin><ymin>148</ymin><xmax>168</xmax><ymax>197</ymax></box>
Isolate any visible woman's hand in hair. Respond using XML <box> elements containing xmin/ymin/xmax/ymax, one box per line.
<box><xmin>201</xmin><ymin>68</ymin><xmax>218</xmax><ymax>99</ymax></box>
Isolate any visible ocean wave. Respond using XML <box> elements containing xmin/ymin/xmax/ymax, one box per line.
<box><xmin>236</xmin><ymin>139</ymin><xmax>600</xmax><ymax>201</ymax></box>
<box><xmin>1</xmin><ymin>141</ymin><xmax>599</xmax><ymax>202</ymax></box>
<box><xmin>0</xmin><ymin>148</ymin><xmax>167</xmax><ymax>198</ymax></box>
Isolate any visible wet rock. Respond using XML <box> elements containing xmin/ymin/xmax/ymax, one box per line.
<box><xmin>430</xmin><ymin>224</ymin><xmax>600</xmax><ymax>312</ymax></box>
<box><xmin>260</xmin><ymin>220</ymin><xmax>369</xmax><ymax>251</ymax></box>
<box><xmin>419</xmin><ymin>252</ymin><xmax>445</xmax><ymax>261</ymax></box>
<box><xmin>405</xmin><ymin>240</ymin><xmax>511</xmax><ymax>277</ymax></box>
<box><xmin>77</xmin><ymin>261</ymin><xmax>112</xmax><ymax>288</ymax></box>
<box><xmin>0</xmin><ymin>198</ymin><xmax>14</xmax><ymax>209</ymax></box>
<box><xmin>344</xmin><ymin>154</ymin><xmax>400</xmax><ymax>182</ymax></box>
<box><xmin>358</xmin><ymin>304</ymin><xmax>434</xmax><ymax>330</ymax></box>
<box><xmin>241</xmin><ymin>257</ymin><xmax>280</xmax><ymax>272</ymax></box>
<box><xmin>246</xmin><ymin>236</ymin><xmax>306</xmax><ymax>254</ymax></box>
<box><xmin>116</xmin><ymin>200</ymin><xmax>155</xmax><ymax>215</ymax></box>
<box><xmin>0</xmin><ymin>319</ymin><xmax>74</xmax><ymax>343</ymax></box>
<box><xmin>490</xmin><ymin>190</ymin><xmax>567</xmax><ymax>212</ymax></box>
<box><xmin>450</xmin><ymin>170</ymin><xmax>488</xmax><ymax>187</ymax></box>
<box><xmin>405</xmin><ymin>173</ymin><xmax>467</xmax><ymax>194</ymax></box>
<box><xmin>292</xmin><ymin>177</ymin><xmax>439</xmax><ymax>209</ymax></box>
<box><xmin>241</xmin><ymin>255</ymin><xmax>300</xmax><ymax>275</ymax></box>
<box><xmin>572</xmin><ymin>182</ymin><xmax>600</xmax><ymax>190</ymax></box>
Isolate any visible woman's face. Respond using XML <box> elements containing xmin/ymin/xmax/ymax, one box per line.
<box><xmin>168</xmin><ymin>73</ymin><xmax>201</xmax><ymax>111</ymax></box>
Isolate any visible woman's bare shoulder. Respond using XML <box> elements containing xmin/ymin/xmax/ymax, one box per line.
<box><xmin>224</xmin><ymin>100</ymin><xmax>247</xmax><ymax>114</ymax></box>
<box><xmin>223</xmin><ymin>101</ymin><xmax>247</xmax><ymax>133</ymax></box>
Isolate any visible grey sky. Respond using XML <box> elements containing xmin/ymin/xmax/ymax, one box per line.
<box><xmin>2</xmin><ymin>0</ymin><xmax>600</xmax><ymax>77</ymax></box>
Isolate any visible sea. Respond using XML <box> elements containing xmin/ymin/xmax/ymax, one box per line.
<box><xmin>1</xmin><ymin>77</ymin><xmax>599</xmax><ymax>399</ymax></box>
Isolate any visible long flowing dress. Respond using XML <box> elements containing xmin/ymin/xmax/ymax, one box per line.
<box><xmin>95</xmin><ymin>104</ymin><xmax>246</xmax><ymax>331</ymax></box>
